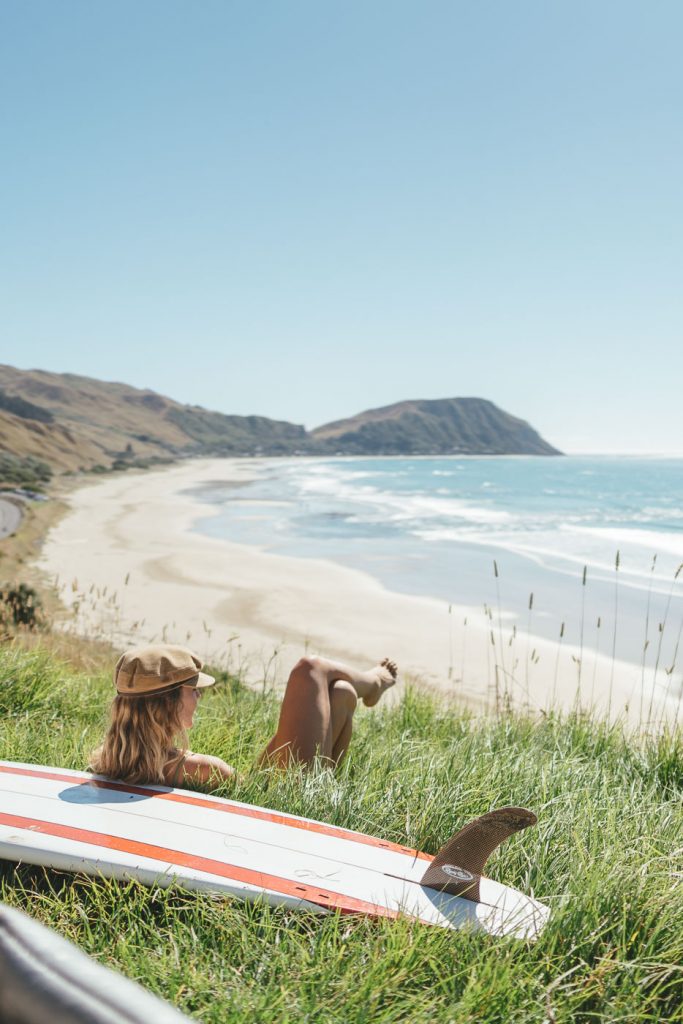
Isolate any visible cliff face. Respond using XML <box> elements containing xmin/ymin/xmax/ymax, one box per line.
<box><xmin>0</xmin><ymin>365</ymin><xmax>561</xmax><ymax>476</ymax></box>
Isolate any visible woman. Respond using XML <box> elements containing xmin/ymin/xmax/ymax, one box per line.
<box><xmin>91</xmin><ymin>643</ymin><xmax>397</xmax><ymax>788</ymax></box>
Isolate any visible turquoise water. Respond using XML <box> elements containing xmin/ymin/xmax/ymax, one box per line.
<box><xmin>189</xmin><ymin>456</ymin><xmax>683</xmax><ymax>667</ymax></box>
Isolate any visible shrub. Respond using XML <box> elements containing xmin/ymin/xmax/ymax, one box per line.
<box><xmin>0</xmin><ymin>583</ymin><xmax>43</xmax><ymax>630</ymax></box>
<box><xmin>0</xmin><ymin>453</ymin><xmax>52</xmax><ymax>489</ymax></box>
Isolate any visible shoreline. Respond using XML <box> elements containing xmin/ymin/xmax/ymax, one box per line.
<box><xmin>35</xmin><ymin>457</ymin><xmax>681</xmax><ymax>726</ymax></box>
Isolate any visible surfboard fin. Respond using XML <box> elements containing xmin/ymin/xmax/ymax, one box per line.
<box><xmin>419</xmin><ymin>806</ymin><xmax>537</xmax><ymax>903</ymax></box>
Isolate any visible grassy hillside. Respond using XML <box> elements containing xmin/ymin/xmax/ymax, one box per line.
<box><xmin>0</xmin><ymin>407</ymin><xmax>104</xmax><ymax>474</ymax></box>
<box><xmin>0</xmin><ymin>642</ymin><xmax>680</xmax><ymax>1023</ymax></box>
<box><xmin>0</xmin><ymin>366</ymin><xmax>561</xmax><ymax>474</ymax></box>
<box><xmin>0</xmin><ymin>366</ymin><xmax>307</xmax><ymax>472</ymax></box>
<box><xmin>312</xmin><ymin>398</ymin><xmax>561</xmax><ymax>456</ymax></box>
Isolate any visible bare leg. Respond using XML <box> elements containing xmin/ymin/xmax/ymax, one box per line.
<box><xmin>260</xmin><ymin>657</ymin><xmax>334</xmax><ymax>767</ymax></box>
<box><xmin>296</xmin><ymin>655</ymin><xmax>398</xmax><ymax>705</ymax></box>
<box><xmin>329</xmin><ymin>680</ymin><xmax>357</xmax><ymax>766</ymax></box>
<box><xmin>258</xmin><ymin>655</ymin><xmax>397</xmax><ymax>768</ymax></box>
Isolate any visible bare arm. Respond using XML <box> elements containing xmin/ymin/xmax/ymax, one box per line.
<box><xmin>176</xmin><ymin>753</ymin><xmax>237</xmax><ymax>789</ymax></box>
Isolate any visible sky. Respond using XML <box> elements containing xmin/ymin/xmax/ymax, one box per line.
<box><xmin>1</xmin><ymin>1</ymin><xmax>682</xmax><ymax>454</ymax></box>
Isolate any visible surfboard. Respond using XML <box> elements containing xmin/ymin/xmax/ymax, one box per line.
<box><xmin>0</xmin><ymin>903</ymin><xmax>193</xmax><ymax>1024</ymax></box>
<box><xmin>0</xmin><ymin>761</ymin><xmax>549</xmax><ymax>939</ymax></box>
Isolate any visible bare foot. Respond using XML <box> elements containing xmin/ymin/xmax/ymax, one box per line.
<box><xmin>361</xmin><ymin>657</ymin><xmax>398</xmax><ymax>707</ymax></box>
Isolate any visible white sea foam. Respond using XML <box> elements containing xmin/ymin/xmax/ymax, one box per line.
<box><xmin>571</xmin><ymin>526</ymin><xmax>683</xmax><ymax>559</ymax></box>
<box><xmin>293</xmin><ymin>469</ymin><xmax>512</xmax><ymax>525</ymax></box>
<box><xmin>195</xmin><ymin>456</ymin><xmax>683</xmax><ymax>672</ymax></box>
<box><xmin>410</xmin><ymin>523</ymin><xmax>682</xmax><ymax>592</ymax></box>
<box><xmin>640</xmin><ymin>506</ymin><xmax>683</xmax><ymax>521</ymax></box>
<box><xmin>270</xmin><ymin>457</ymin><xmax>683</xmax><ymax>585</ymax></box>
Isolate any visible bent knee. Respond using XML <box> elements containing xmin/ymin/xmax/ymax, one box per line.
<box><xmin>291</xmin><ymin>655</ymin><xmax>323</xmax><ymax>678</ymax></box>
<box><xmin>330</xmin><ymin>679</ymin><xmax>358</xmax><ymax>714</ymax></box>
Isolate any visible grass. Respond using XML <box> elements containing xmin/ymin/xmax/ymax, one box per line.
<box><xmin>1</xmin><ymin>642</ymin><xmax>682</xmax><ymax>1022</ymax></box>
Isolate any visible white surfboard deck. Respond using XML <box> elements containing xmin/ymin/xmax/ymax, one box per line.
<box><xmin>0</xmin><ymin>761</ymin><xmax>549</xmax><ymax>939</ymax></box>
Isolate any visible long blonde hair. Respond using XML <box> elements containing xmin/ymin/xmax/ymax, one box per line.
<box><xmin>90</xmin><ymin>689</ymin><xmax>188</xmax><ymax>784</ymax></box>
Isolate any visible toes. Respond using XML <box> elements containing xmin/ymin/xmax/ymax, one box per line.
<box><xmin>381</xmin><ymin>657</ymin><xmax>398</xmax><ymax>679</ymax></box>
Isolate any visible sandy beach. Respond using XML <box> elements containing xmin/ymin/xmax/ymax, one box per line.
<box><xmin>37</xmin><ymin>458</ymin><xmax>679</xmax><ymax>725</ymax></box>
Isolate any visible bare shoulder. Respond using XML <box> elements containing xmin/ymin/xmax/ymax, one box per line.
<box><xmin>180</xmin><ymin>752</ymin><xmax>236</xmax><ymax>787</ymax></box>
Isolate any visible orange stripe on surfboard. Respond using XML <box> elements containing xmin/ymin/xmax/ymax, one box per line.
<box><xmin>0</xmin><ymin>810</ymin><xmax>404</xmax><ymax>920</ymax></box>
<box><xmin>0</xmin><ymin>763</ymin><xmax>430</xmax><ymax>861</ymax></box>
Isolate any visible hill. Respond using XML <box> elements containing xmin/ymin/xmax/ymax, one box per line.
<box><xmin>0</xmin><ymin>365</ymin><xmax>307</xmax><ymax>475</ymax></box>
<box><xmin>311</xmin><ymin>397</ymin><xmax>561</xmax><ymax>455</ymax></box>
<box><xmin>0</xmin><ymin>365</ymin><xmax>561</xmax><ymax>478</ymax></box>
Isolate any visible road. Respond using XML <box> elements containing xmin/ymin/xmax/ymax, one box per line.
<box><xmin>0</xmin><ymin>497</ymin><xmax>23</xmax><ymax>540</ymax></box>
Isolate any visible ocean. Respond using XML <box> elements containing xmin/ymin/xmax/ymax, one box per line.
<box><xmin>189</xmin><ymin>456</ymin><xmax>683</xmax><ymax>670</ymax></box>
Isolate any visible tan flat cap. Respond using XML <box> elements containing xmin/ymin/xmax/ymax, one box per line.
<box><xmin>114</xmin><ymin>644</ymin><xmax>216</xmax><ymax>697</ymax></box>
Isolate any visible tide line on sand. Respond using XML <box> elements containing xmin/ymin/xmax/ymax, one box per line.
<box><xmin>37</xmin><ymin>458</ymin><xmax>680</xmax><ymax>727</ymax></box>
